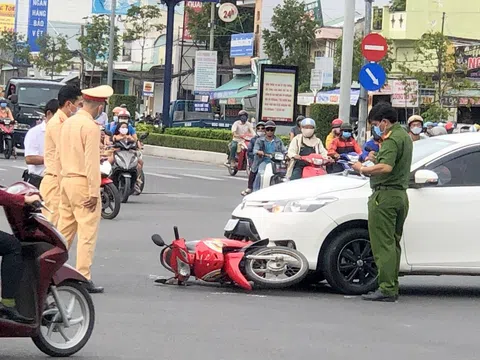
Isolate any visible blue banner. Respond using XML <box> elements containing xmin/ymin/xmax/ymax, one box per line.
<box><xmin>27</xmin><ymin>0</ymin><xmax>48</xmax><ymax>52</ymax></box>
<box><xmin>92</xmin><ymin>0</ymin><xmax>141</xmax><ymax>15</ymax></box>
<box><xmin>230</xmin><ymin>33</ymin><xmax>254</xmax><ymax>58</ymax></box>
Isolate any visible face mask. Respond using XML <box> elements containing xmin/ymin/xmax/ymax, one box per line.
<box><xmin>0</xmin><ymin>103</ymin><xmax>6</xmax><ymax>108</ymax></box>
<box><xmin>342</xmin><ymin>131</ymin><xmax>352</xmax><ymax>139</ymax></box>
<box><xmin>119</xmin><ymin>127</ymin><xmax>128</xmax><ymax>135</ymax></box>
<box><xmin>373</xmin><ymin>125</ymin><xmax>383</xmax><ymax>137</ymax></box>
<box><xmin>302</xmin><ymin>128</ymin><xmax>315</xmax><ymax>138</ymax></box>
<box><xmin>113</xmin><ymin>116</ymin><xmax>119</xmax><ymax>122</ymax></box>
<box><xmin>411</xmin><ymin>127</ymin><xmax>422</xmax><ymax>135</ymax></box>
<box><xmin>240</xmin><ymin>116</ymin><xmax>247</xmax><ymax>123</ymax></box>
<box><xmin>257</xmin><ymin>131</ymin><xmax>265</xmax><ymax>137</ymax></box>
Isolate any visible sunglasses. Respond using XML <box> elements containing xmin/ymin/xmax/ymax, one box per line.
<box><xmin>256</xmin><ymin>127</ymin><xmax>265</xmax><ymax>131</ymax></box>
<box><xmin>265</xmin><ymin>128</ymin><xmax>275</xmax><ymax>132</ymax></box>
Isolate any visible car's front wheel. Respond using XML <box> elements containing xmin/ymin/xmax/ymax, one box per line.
<box><xmin>322</xmin><ymin>228</ymin><xmax>377</xmax><ymax>295</ymax></box>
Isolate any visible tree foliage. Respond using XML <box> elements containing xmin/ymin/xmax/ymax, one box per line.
<box><xmin>397</xmin><ymin>31</ymin><xmax>473</xmax><ymax>121</ymax></box>
<box><xmin>185</xmin><ymin>0</ymin><xmax>254</xmax><ymax>64</ymax></box>
<box><xmin>33</xmin><ymin>34</ymin><xmax>72</xmax><ymax>79</ymax></box>
<box><xmin>0</xmin><ymin>31</ymin><xmax>30</xmax><ymax>75</ymax></box>
<box><xmin>334</xmin><ymin>34</ymin><xmax>394</xmax><ymax>85</ymax></box>
<box><xmin>78</xmin><ymin>15</ymin><xmax>120</xmax><ymax>86</ymax></box>
<box><xmin>263</xmin><ymin>0</ymin><xmax>318</xmax><ymax>89</ymax></box>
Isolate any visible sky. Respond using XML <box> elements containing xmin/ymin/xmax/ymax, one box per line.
<box><xmin>321</xmin><ymin>0</ymin><xmax>390</xmax><ymax>22</ymax></box>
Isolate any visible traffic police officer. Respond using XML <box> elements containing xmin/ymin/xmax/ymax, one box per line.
<box><xmin>352</xmin><ymin>102</ymin><xmax>413</xmax><ymax>302</ymax></box>
<box><xmin>57</xmin><ymin>85</ymin><xmax>113</xmax><ymax>294</ymax></box>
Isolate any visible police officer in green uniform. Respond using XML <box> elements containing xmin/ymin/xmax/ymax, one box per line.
<box><xmin>352</xmin><ymin>102</ymin><xmax>413</xmax><ymax>302</ymax></box>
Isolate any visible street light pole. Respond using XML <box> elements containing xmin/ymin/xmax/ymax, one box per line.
<box><xmin>338</xmin><ymin>0</ymin><xmax>356</xmax><ymax>124</ymax></box>
<box><xmin>107</xmin><ymin>0</ymin><xmax>117</xmax><ymax>88</ymax></box>
<box><xmin>209</xmin><ymin>2</ymin><xmax>215</xmax><ymax>50</ymax></box>
<box><xmin>357</xmin><ymin>0</ymin><xmax>373</xmax><ymax>145</ymax></box>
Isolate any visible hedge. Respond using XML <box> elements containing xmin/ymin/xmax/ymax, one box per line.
<box><xmin>309</xmin><ymin>104</ymin><xmax>339</xmax><ymax>141</ymax></box>
<box><xmin>165</xmin><ymin>127</ymin><xmax>231</xmax><ymax>141</ymax></box>
<box><xmin>144</xmin><ymin>133</ymin><xmax>228</xmax><ymax>153</ymax></box>
<box><xmin>109</xmin><ymin>95</ymin><xmax>137</xmax><ymax>119</ymax></box>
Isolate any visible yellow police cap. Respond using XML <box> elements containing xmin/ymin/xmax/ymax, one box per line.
<box><xmin>82</xmin><ymin>85</ymin><xmax>114</xmax><ymax>102</ymax></box>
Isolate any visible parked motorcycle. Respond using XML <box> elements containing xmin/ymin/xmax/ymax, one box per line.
<box><xmin>299</xmin><ymin>153</ymin><xmax>333</xmax><ymax>178</ymax></box>
<box><xmin>0</xmin><ymin>117</ymin><xmax>15</xmax><ymax>159</ymax></box>
<box><xmin>0</xmin><ymin>181</ymin><xmax>95</xmax><ymax>357</ymax></box>
<box><xmin>226</xmin><ymin>137</ymin><xmax>252</xmax><ymax>176</ymax></box>
<box><xmin>259</xmin><ymin>152</ymin><xmax>288</xmax><ymax>189</ymax></box>
<box><xmin>151</xmin><ymin>226</ymin><xmax>309</xmax><ymax>290</ymax></box>
<box><xmin>100</xmin><ymin>159</ymin><xmax>121</xmax><ymax>220</ymax></box>
<box><xmin>109</xmin><ymin>132</ymin><xmax>148</xmax><ymax>203</ymax></box>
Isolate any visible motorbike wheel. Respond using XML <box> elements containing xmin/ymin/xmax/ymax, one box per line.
<box><xmin>228</xmin><ymin>165</ymin><xmax>238</xmax><ymax>176</ymax></box>
<box><xmin>118</xmin><ymin>175</ymin><xmax>131</xmax><ymax>203</ymax></box>
<box><xmin>32</xmin><ymin>281</ymin><xmax>95</xmax><ymax>357</ymax></box>
<box><xmin>4</xmin><ymin>138</ymin><xmax>12</xmax><ymax>159</ymax></box>
<box><xmin>245</xmin><ymin>247</ymin><xmax>309</xmax><ymax>289</ymax></box>
<box><xmin>101</xmin><ymin>183</ymin><xmax>121</xmax><ymax>220</ymax></box>
<box><xmin>137</xmin><ymin>170</ymin><xmax>145</xmax><ymax>195</ymax></box>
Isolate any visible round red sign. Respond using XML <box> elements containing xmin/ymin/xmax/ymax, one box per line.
<box><xmin>361</xmin><ymin>33</ymin><xmax>388</xmax><ymax>62</ymax></box>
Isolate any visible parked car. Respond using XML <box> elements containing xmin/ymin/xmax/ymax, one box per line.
<box><xmin>224</xmin><ymin>133</ymin><xmax>480</xmax><ymax>295</ymax></box>
<box><xmin>5</xmin><ymin>78</ymin><xmax>65</xmax><ymax>149</ymax></box>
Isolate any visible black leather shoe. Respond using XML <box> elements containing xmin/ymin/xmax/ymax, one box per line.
<box><xmin>84</xmin><ymin>281</ymin><xmax>104</xmax><ymax>294</ymax></box>
<box><xmin>361</xmin><ymin>289</ymin><xmax>397</xmax><ymax>302</ymax></box>
<box><xmin>0</xmin><ymin>304</ymin><xmax>34</xmax><ymax>324</ymax></box>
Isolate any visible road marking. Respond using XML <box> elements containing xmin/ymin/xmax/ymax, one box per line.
<box><xmin>222</xmin><ymin>176</ymin><xmax>247</xmax><ymax>181</ymax></box>
<box><xmin>0</xmin><ymin>168</ymin><xmax>7</xmax><ymax>171</ymax></box>
<box><xmin>144</xmin><ymin>172</ymin><xmax>181</xmax><ymax>179</ymax></box>
<box><xmin>182</xmin><ymin>174</ymin><xmax>224</xmax><ymax>181</ymax></box>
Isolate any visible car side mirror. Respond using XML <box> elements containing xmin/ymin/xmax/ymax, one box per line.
<box><xmin>414</xmin><ymin>169</ymin><xmax>439</xmax><ymax>187</ymax></box>
<box><xmin>9</xmin><ymin>94</ymin><xmax>17</xmax><ymax>104</ymax></box>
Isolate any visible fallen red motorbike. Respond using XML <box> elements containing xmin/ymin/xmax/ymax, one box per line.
<box><xmin>0</xmin><ymin>117</ymin><xmax>16</xmax><ymax>159</ymax></box>
<box><xmin>300</xmin><ymin>154</ymin><xmax>333</xmax><ymax>178</ymax></box>
<box><xmin>151</xmin><ymin>226</ymin><xmax>309</xmax><ymax>290</ymax></box>
<box><xmin>226</xmin><ymin>136</ymin><xmax>252</xmax><ymax>177</ymax></box>
<box><xmin>0</xmin><ymin>181</ymin><xmax>95</xmax><ymax>357</ymax></box>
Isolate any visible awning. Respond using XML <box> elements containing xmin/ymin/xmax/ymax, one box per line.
<box><xmin>228</xmin><ymin>88</ymin><xmax>257</xmax><ymax>99</ymax></box>
<box><xmin>210</xmin><ymin>75</ymin><xmax>252</xmax><ymax>99</ymax></box>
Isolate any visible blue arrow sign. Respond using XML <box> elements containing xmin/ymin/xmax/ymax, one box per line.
<box><xmin>359</xmin><ymin>63</ymin><xmax>386</xmax><ymax>91</ymax></box>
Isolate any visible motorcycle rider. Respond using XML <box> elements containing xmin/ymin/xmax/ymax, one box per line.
<box><xmin>325</xmin><ymin>118</ymin><xmax>343</xmax><ymax>149</ymax></box>
<box><xmin>252</xmin><ymin>121</ymin><xmax>286</xmax><ymax>191</ymax></box>
<box><xmin>287</xmin><ymin>118</ymin><xmax>328</xmax><ymax>180</ymax></box>
<box><xmin>241</xmin><ymin>121</ymin><xmax>265</xmax><ymax>196</ymax></box>
<box><xmin>289</xmin><ymin>115</ymin><xmax>305</xmax><ymax>140</ymax></box>
<box><xmin>407</xmin><ymin>115</ymin><xmax>425</xmax><ymax>142</ymax></box>
<box><xmin>0</xmin><ymin>191</ymin><xmax>42</xmax><ymax>323</ymax></box>
<box><xmin>226</xmin><ymin>110</ymin><xmax>255</xmax><ymax>167</ymax></box>
<box><xmin>0</xmin><ymin>98</ymin><xmax>14</xmax><ymax>153</ymax></box>
<box><xmin>328</xmin><ymin>122</ymin><xmax>362</xmax><ymax>158</ymax></box>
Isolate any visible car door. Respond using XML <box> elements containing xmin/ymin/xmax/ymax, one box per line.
<box><xmin>405</xmin><ymin>146</ymin><xmax>480</xmax><ymax>268</ymax></box>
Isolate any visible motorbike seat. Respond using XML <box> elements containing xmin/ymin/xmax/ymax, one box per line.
<box><xmin>185</xmin><ymin>240</ymin><xmax>200</xmax><ymax>252</ymax></box>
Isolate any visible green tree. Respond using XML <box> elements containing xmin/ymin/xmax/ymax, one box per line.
<box><xmin>78</xmin><ymin>15</ymin><xmax>121</xmax><ymax>87</ymax></box>
<box><xmin>334</xmin><ymin>34</ymin><xmax>394</xmax><ymax>85</ymax></box>
<box><xmin>397</xmin><ymin>31</ymin><xmax>473</xmax><ymax>121</ymax></box>
<box><xmin>263</xmin><ymin>0</ymin><xmax>318</xmax><ymax>90</ymax></box>
<box><xmin>185</xmin><ymin>0</ymin><xmax>254</xmax><ymax>65</ymax></box>
<box><xmin>123</xmin><ymin>4</ymin><xmax>165</xmax><ymax>101</ymax></box>
<box><xmin>389</xmin><ymin>0</ymin><xmax>407</xmax><ymax>12</ymax></box>
<box><xmin>34</xmin><ymin>34</ymin><xmax>72</xmax><ymax>79</ymax></box>
<box><xmin>0</xmin><ymin>31</ymin><xmax>31</xmax><ymax>76</ymax></box>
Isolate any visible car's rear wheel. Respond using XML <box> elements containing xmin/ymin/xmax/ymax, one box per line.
<box><xmin>322</xmin><ymin>228</ymin><xmax>377</xmax><ymax>295</ymax></box>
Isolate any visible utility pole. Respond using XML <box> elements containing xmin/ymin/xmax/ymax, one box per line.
<box><xmin>357</xmin><ymin>0</ymin><xmax>373</xmax><ymax>145</ymax></box>
<box><xmin>338</xmin><ymin>0</ymin><xmax>356</xmax><ymax>124</ymax></box>
<box><xmin>438</xmin><ymin>12</ymin><xmax>446</xmax><ymax>110</ymax></box>
<box><xmin>107</xmin><ymin>0</ymin><xmax>116</xmax><ymax>88</ymax></box>
<box><xmin>209</xmin><ymin>2</ymin><xmax>215</xmax><ymax>50</ymax></box>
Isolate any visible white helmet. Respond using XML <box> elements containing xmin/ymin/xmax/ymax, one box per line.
<box><xmin>301</xmin><ymin>118</ymin><xmax>316</xmax><ymax>127</ymax></box>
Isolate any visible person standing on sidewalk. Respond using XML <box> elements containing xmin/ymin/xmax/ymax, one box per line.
<box><xmin>351</xmin><ymin>102</ymin><xmax>413</xmax><ymax>302</ymax></box>
<box><xmin>57</xmin><ymin>85</ymin><xmax>113</xmax><ymax>294</ymax></box>
<box><xmin>40</xmin><ymin>85</ymin><xmax>83</xmax><ymax>226</ymax></box>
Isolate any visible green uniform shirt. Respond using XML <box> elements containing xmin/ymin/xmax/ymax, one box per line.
<box><xmin>370</xmin><ymin>123</ymin><xmax>413</xmax><ymax>190</ymax></box>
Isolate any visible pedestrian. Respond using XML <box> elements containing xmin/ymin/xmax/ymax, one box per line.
<box><xmin>23</xmin><ymin>99</ymin><xmax>59</xmax><ymax>188</ymax></box>
<box><xmin>95</xmin><ymin>103</ymin><xmax>108</xmax><ymax>126</ymax></box>
<box><xmin>351</xmin><ymin>102</ymin><xmax>413</xmax><ymax>302</ymax></box>
<box><xmin>40</xmin><ymin>85</ymin><xmax>83</xmax><ymax>227</ymax></box>
<box><xmin>57</xmin><ymin>85</ymin><xmax>114</xmax><ymax>294</ymax></box>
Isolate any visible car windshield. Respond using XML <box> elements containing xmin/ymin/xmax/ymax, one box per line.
<box><xmin>412</xmin><ymin>138</ymin><xmax>456</xmax><ymax>165</ymax></box>
<box><xmin>17</xmin><ymin>85</ymin><xmax>62</xmax><ymax>107</ymax></box>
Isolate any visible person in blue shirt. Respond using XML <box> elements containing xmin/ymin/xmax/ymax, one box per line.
<box><xmin>241</xmin><ymin>121</ymin><xmax>265</xmax><ymax>196</ymax></box>
<box><xmin>360</xmin><ymin>118</ymin><xmax>382</xmax><ymax>162</ymax></box>
<box><xmin>108</xmin><ymin>109</ymin><xmax>137</xmax><ymax>140</ymax></box>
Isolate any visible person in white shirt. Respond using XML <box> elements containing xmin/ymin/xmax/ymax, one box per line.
<box><xmin>226</xmin><ymin>110</ymin><xmax>255</xmax><ymax>166</ymax></box>
<box><xmin>23</xmin><ymin>99</ymin><xmax>59</xmax><ymax>188</ymax></box>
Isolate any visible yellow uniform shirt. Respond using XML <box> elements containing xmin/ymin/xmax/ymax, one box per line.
<box><xmin>44</xmin><ymin>109</ymin><xmax>68</xmax><ymax>177</ymax></box>
<box><xmin>59</xmin><ymin>109</ymin><xmax>101</xmax><ymax>198</ymax></box>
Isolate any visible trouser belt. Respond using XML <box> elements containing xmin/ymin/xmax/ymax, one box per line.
<box><xmin>372</xmin><ymin>185</ymin><xmax>405</xmax><ymax>191</ymax></box>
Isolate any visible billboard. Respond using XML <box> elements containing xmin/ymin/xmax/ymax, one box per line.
<box><xmin>27</xmin><ymin>0</ymin><xmax>48</xmax><ymax>52</ymax></box>
<box><xmin>183</xmin><ymin>1</ymin><xmax>203</xmax><ymax>41</ymax></box>
<box><xmin>0</xmin><ymin>4</ymin><xmax>14</xmax><ymax>32</ymax></box>
<box><xmin>194</xmin><ymin>50</ymin><xmax>218</xmax><ymax>95</ymax></box>
<box><xmin>230</xmin><ymin>33</ymin><xmax>254</xmax><ymax>57</ymax></box>
<box><xmin>92</xmin><ymin>0</ymin><xmax>140</xmax><ymax>15</ymax></box>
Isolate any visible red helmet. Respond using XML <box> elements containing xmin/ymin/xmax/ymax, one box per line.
<box><xmin>445</xmin><ymin>121</ymin><xmax>454</xmax><ymax>131</ymax></box>
<box><xmin>332</xmin><ymin>118</ymin><xmax>343</xmax><ymax>128</ymax></box>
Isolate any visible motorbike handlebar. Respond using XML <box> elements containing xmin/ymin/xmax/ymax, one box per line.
<box><xmin>30</xmin><ymin>200</ymin><xmax>53</xmax><ymax>214</ymax></box>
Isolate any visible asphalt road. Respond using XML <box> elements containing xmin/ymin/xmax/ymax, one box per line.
<box><xmin>1</xmin><ymin>155</ymin><xmax>480</xmax><ymax>360</ymax></box>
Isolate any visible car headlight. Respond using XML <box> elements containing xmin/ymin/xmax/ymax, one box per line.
<box><xmin>265</xmin><ymin>197</ymin><xmax>338</xmax><ymax>213</ymax></box>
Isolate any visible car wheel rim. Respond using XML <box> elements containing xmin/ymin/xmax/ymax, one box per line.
<box><xmin>337</xmin><ymin>239</ymin><xmax>377</xmax><ymax>286</ymax></box>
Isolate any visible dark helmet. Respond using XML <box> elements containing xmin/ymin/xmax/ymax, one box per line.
<box><xmin>296</xmin><ymin>115</ymin><xmax>305</xmax><ymax>124</ymax></box>
<box><xmin>340</xmin><ymin>122</ymin><xmax>353</xmax><ymax>131</ymax></box>
<box><xmin>238</xmin><ymin>110</ymin><xmax>248</xmax><ymax>117</ymax></box>
<box><xmin>255</xmin><ymin>121</ymin><xmax>266</xmax><ymax>128</ymax></box>
<box><xmin>265</xmin><ymin>120</ymin><xmax>276</xmax><ymax>129</ymax></box>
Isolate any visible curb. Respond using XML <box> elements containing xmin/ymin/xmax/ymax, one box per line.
<box><xmin>143</xmin><ymin>145</ymin><xmax>226</xmax><ymax>165</ymax></box>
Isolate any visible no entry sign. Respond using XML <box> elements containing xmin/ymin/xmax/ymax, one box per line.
<box><xmin>361</xmin><ymin>33</ymin><xmax>388</xmax><ymax>62</ymax></box>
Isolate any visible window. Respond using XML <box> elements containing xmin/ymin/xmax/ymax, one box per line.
<box><xmin>432</xmin><ymin>152</ymin><xmax>480</xmax><ymax>186</ymax></box>
<box><xmin>256</xmin><ymin>11</ymin><xmax>260</xmax><ymax>21</ymax></box>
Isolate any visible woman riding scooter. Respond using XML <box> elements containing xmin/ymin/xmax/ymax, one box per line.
<box><xmin>287</xmin><ymin>118</ymin><xmax>328</xmax><ymax>180</ymax></box>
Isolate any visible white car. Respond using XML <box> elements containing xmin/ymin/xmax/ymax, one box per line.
<box><xmin>224</xmin><ymin>133</ymin><xmax>480</xmax><ymax>295</ymax></box>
